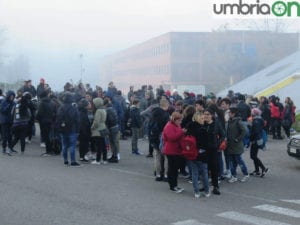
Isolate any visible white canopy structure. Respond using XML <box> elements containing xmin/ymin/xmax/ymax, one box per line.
<box><xmin>217</xmin><ymin>51</ymin><xmax>300</xmax><ymax>112</ymax></box>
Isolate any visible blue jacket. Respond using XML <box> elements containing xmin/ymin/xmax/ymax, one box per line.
<box><xmin>0</xmin><ymin>91</ymin><xmax>16</xmax><ymax>125</ymax></box>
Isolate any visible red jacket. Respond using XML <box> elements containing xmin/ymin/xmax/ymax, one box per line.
<box><xmin>162</xmin><ymin>121</ymin><xmax>184</xmax><ymax>155</ymax></box>
<box><xmin>270</xmin><ymin>102</ymin><xmax>281</xmax><ymax>119</ymax></box>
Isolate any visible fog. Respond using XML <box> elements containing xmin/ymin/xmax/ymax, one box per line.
<box><xmin>0</xmin><ymin>0</ymin><xmax>214</xmax><ymax>91</ymax></box>
<box><xmin>0</xmin><ymin>0</ymin><xmax>300</xmax><ymax>92</ymax></box>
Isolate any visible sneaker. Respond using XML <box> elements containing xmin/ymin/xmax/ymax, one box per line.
<box><xmin>90</xmin><ymin>153</ymin><xmax>96</xmax><ymax>160</ymax></box>
<box><xmin>25</xmin><ymin>138</ymin><xmax>31</xmax><ymax>144</ymax></box>
<box><xmin>188</xmin><ymin>179</ymin><xmax>193</xmax><ymax>184</ymax></box>
<box><xmin>146</xmin><ymin>154</ymin><xmax>153</xmax><ymax>158</ymax></box>
<box><xmin>171</xmin><ymin>187</ymin><xmax>184</xmax><ymax>193</ymax></box>
<box><xmin>194</xmin><ymin>192</ymin><xmax>201</xmax><ymax>198</ymax></box>
<box><xmin>79</xmin><ymin>158</ymin><xmax>89</xmax><ymax>163</ymax></box>
<box><xmin>91</xmin><ymin>160</ymin><xmax>100</xmax><ymax>165</ymax></box>
<box><xmin>41</xmin><ymin>152</ymin><xmax>51</xmax><ymax>157</ymax></box>
<box><xmin>101</xmin><ymin>160</ymin><xmax>108</xmax><ymax>165</ymax></box>
<box><xmin>228</xmin><ymin>176</ymin><xmax>238</xmax><ymax>183</ymax></box>
<box><xmin>64</xmin><ymin>161</ymin><xmax>69</xmax><ymax>166</ymax></box>
<box><xmin>108</xmin><ymin>157</ymin><xmax>119</xmax><ymax>163</ymax></box>
<box><xmin>203</xmin><ymin>192</ymin><xmax>210</xmax><ymax>198</ymax></box>
<box><xmin>180</xmin><ymin>171</ymin><xmax>190</xmax><ymax>179</ymax></box>
<box><xmin>155</xmin><ymin>176</ymin><xmax>163</xmax><ymax>182</ymax></box>
<box><xmin>261</xmin><ymin>168</ymin><xmax>269</xmax><ymax>178</ymax></box>
<box><xmin>212</xmin><ymin>187</ymin><xmax>220</xmax><ymax>195</ymax></box>
<box><xmin>40</xmin><ymin>143</ymin><xmax>46</xmax><ymax>148</ymax></box>
<box><xmin>250</xmin><ymin>171</ymin><xmax>261</xmax><ymax>176</ymax></box>
<box><xmin>84</xmin><ymin>155</ymin><xmax>90</xmax><ymax>161</ymax></box>
<box><xmin>240</xmin><ymin>174</ymin><xmax>250</xmax><ymax>182</ymax></box>
<box><xmin>132</xmin><ymin>150</ymin><xmax>143</xmax><ymax>155</ymax></box>
<box><xmin>10</xmin><ymin>148</ymin><xmax>18</xmax><ymax>154</ymax></box>
<box><xmin>70</xmin><ymin>162</ymin><xmax>81</xmax><ymax>167</ymax></box>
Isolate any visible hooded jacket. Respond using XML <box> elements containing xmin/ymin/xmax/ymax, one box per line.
<box><xmin>0</xmin><ymin>90</ymin><xmax>16</xmax><ymax>124</ymax></box>
<box><xmin>36</xmin><ymin>96</ymin><xmax>56</xmax><ymax>124</ymax></box>
<box><xmin>56</xmin><ymin>93</ymin><xmax>80</xmax><ymax>134</ymax></box>
<box><xmin>91</xmin><ymin>98</ymin><xmax>107</xmax><ymax>137</ymax></box>
<box><xmin>226</xmin><ymin>116</ymin><xmax>247</xmax><ymax>155</ymax></box>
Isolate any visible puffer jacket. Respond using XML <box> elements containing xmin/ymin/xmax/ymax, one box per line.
<box><xmin>226</xmin><ymin>117</ymin><xmax>247</xmax><ymax>155</ymax></box>
<box><xmin>162</xmin><ymin>121</ymin><xmax>184</xmax><ymax>155</ymax></box>
<box><xmin>91</xmin><ymin>98</ymin><xmax>107</xmax><ymax>137</ymax></box>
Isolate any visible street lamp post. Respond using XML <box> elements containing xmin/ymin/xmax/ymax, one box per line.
<box><xmin>79</xmin><ymin>53</ymin><xmax>83</xmax><ymax>81</ymax></box>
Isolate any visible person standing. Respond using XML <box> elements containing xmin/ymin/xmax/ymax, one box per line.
<box><xmin>56</xmin><ymin>92</ymin><xmax>80</xmax><ymax>166</ymax></box>
<box><xmin>148</xmin><ymin>99</ymin><xmax>170</xmax><ymax>181</ymax></box>
<box><xmin>186</xmin><ymin>112</ymin><xmax>210</xmax><ymax>198</ymax></box>
<box><xmin>90</xmin><ymin>97</ymin><xmax>107</xmax><ymax>165</ymax></box>
<box><xmin>11</xmin><ymin>92</ymin><xmax>35</xmax><ymax>154</ymax></box>
<box><xmin>78</xmin><ymin>98</ymin><xmax>91</xmax><ymax>163</ymax></box>
<box><xmin>282</xmin><ymin>97</ymin><xmax>295</xmax><ymax>139</ymax></box>
<box><xmin>129</xmin><ymin>99</ymin><xmax>143</xmax><ymax>155</ymax></box>
<box><xmin>36</xmin><ymin>90</ymin><xmax>57</xmax><ymax>156</ymax></box>
<box><xmin>203</xmin><ymin>108</ymin><xmax>223</xmax><ymax>195</ymax></box>
<box><xmin>249</xmin><ymin>108</ymin><xmax>269</xmax><ymax>177</ymax></box>
<box><xmin>162</xmin><ymin>112</ymin><xmax>185</xmax><ymax>193</ymax></box>
<box><xmin>226</xmin><ymin>107</ymin><xmax>249</xmax><ymax>183</ymax></box>
<box><xmin>0</xmin><ymin>90</ymin><xmax>16</xmax><ymax>155</ymax></box>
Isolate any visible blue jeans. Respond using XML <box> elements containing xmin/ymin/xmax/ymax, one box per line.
<box><xmin>228</xmin><ymin>154</ymin><xmax>248</xmax><ymax>177</ymax></box>
<box><xmin>60</xmin><ymin>132</ymin><xmax>78</xmax><ymax>163</ymax></box>
<box><xmin>191</xmin><ymin>160</ymin><xmax>209</xmax><ymax>193</ymax></box>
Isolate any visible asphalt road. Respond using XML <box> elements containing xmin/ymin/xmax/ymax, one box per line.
<box><xmin>0</xmin><ymin>132</ymin><xmax>299</xmax><ymax>225</ymax></box>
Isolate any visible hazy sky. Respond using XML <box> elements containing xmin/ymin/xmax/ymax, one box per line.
<box><xmin>0</xmin><ymin>0</ymin><xmax>221</xmax><ymax>90</ymax></box>
<box><xmin>0</xmin><ymin>0</ymin><xmax>299</xmax><ymax>90</ymax></box>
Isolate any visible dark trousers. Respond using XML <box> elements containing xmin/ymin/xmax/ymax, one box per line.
<box><xmin>92</xmin><ymin>136</ymin><xmax>106</xmax><ymax>161</ymax></box>
<box><xmin>271</xmin><ymin>118</ymin><xmax>282</xmax><ymax>138</ymax></box>
<box><xmin>1</xmin><ymin>123</ymin><xmax>13</xmax><ymax>150</ymax></box>
<box><xmin>27</xmin><ymin>120</ymin><xmax>35</xmax><ymax>141</ymax></box>
<box><xmin>40</xmin><ymin>122</ymin><xmax>52</xmax><ymax>154</ymax></box>
<box><xmin>208</xmin><ymin>149</ymin><xmax>219</xmax><ymax>189</ymax></box>
<box><xmin>250</xmin><ymin>143</ymin><xmax>265</xmax><ymax>172</ymax></box>
<box><xmin>166</xmin><ymin>155</ymin><xmax>182</xmax><ymax>189</ymax></box>
<box><xmin>79</xmin><ymin>134</ymin><xmax>90</xmax><ymax>158</ymax></box>
<box><xmin>282</xmin><ymin>122</ymin><xmax>292</xmax><ymax>138</ymax></box>
<box><xmin>11</xmin><ymin>125</ymin><xmax>28</xmax><ymax>152</ymax></box>
<box><xmin>148</xmin><ymin>142</ymin><xmax>153</xmax><ymax>155</ymax></box>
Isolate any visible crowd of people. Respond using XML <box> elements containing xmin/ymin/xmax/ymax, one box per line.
<box><xmin>0</xmin><ymin>78</ymin><xmax>297</xmax><ymax>198</ymax></box>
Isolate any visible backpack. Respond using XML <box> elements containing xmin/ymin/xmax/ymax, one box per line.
<box><xmin>180</xmin><ymin>135</ymin><xmax>198</xmax><ymax>160</ymax></box>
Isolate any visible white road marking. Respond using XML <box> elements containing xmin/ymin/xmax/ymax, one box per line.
<box><xmin>172</xmin><ymin>219</ymin><xmax>211</xmax><ymax>225</ymax></box>
<box><xmin>253</xmin><ymin>204</ymin><xmax>300</xmax><ymax>218</ymax></box>
<box><xmin>281</xmin><ymin>199</ymin><xmax>300</xmax><ymax>205</ymax></box>
<box><xmin>217</xmin><ymin>211</ymin><xmax>291</xmax><ymax>225</ymax></box>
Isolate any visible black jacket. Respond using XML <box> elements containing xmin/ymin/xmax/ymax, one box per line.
<box><xmin>129</xmin><ymin>105</ymin><xmax>142</xmax><ymax>128</ymax></box>
<box><xmin>36</xmin><ymin>96</ymin><xmax>56</xmax><ymax>124</ymax></box>
<box><xmin>78</xmin><ymin>107</ymin><xmax>91</xmax><ymax>138</ymax></box>
<box><xmin>186</xmin><ymin>121</ymin><xmax>208</xmax><ymax>162</ymax></box>
<box><xmin>56</xmin><ymin>103</ymin><xmax>80</xmax><ymax>134</ymax></box>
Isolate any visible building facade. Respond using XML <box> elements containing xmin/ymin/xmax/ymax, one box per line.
<box><xmin>100</xmin><ymin>31</ymin><xmax>299</xmax><ymax>94</ymax></box>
